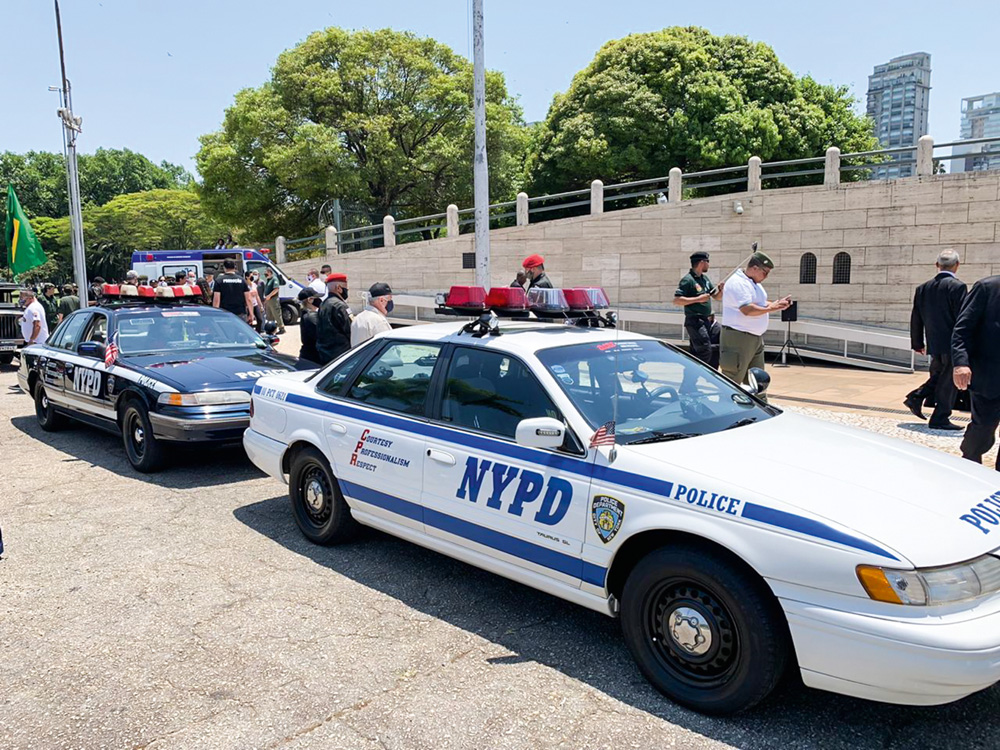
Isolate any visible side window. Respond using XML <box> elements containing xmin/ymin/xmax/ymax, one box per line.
<box><xmin>85</xmin><ymin>313</ymin><xmax>108</xmax><ymax>344</ymax></box>
<box><xmin>56</xmin><ymin>312</ymin><xmax>92</xmax><ymax>351</ymax></box>
<box><xmin>345</xmin><ymin>342</ymin><xmax>441</xmax><ymax>415</ymax></box>
<box><xmin>441</xmin><ymin>347</ymin><xmax>559</xmax><ymax>439</ymax></box>
<box><xmin>317</xmin><ymin>346</ymin><xmax>374</xmax><ymax>395</ymax></box>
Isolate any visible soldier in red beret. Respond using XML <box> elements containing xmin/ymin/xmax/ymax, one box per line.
<box><xmin>522</xmin><ymin>254</ymin><xmax>552</xmax><ymax>290</ymax></box>
<box><xmin>317</xmin><ymin>272</ymin><xmax>352</xmax><ymax>364</ymax></box>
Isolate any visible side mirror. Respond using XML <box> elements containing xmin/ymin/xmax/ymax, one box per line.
<box><xmin>77</xmin><ymin>340</ymin><xmax>106</xmax><ymax>360</ymax></box>
<box><xmin>746</xmin><ymin>367</ymin><xmax>771</xmax><ymax>396</ymax></box>
<box><xmin>263</xmin><ymin>320</ymin><xmax>278</xmax><ymax>334</ymax></box>
<box><xmin>515</xmin><ymin>417</ymin><xmax>565</xmax><ymax>450</ymax></box>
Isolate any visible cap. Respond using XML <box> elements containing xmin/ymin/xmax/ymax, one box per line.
<box><xmin>369</xmin><ymin>282</ymin><xmax>392</xmax><ymax>298</ymax></box>
<box><xmin>20</xmin><ymin>287</ymin><xmax>35</xmax><ymax>297</ymax></box>
<box><xmin>297</xmin><ymin>287</ymin><xmax>319</xmax><ymax>302</ymax></box>
<box><xmin>522</xmin><ymin>254</ymin><xmax>545</xmax><ymax>269</ymax></box>
<box><xmin>326</xmin><ymin>272</ymin><xmax>348</xmax><ymax>283</ymax></box>
<box><xmin>689</xmin><ymin>251</ymin><xmax>710</xmax><ymax>265</ymax></box>
<box><xmin>751</xmin><ymin>250</ymin><xmax>774</xmax><ymax>270</ymax></box>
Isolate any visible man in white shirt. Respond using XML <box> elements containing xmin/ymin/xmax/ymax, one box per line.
<box><xmin>351</xmin><ymin>282</ymin><xmax>393</xmax><ymax>348</ymax></box>
<box><xmin>307</xmin><ymin>267</ymin><xmax>328</xmax><ymax>300</ymax></box>
<box><xmin>720</xmin><ymin>251</ymin><xmax>789</xmax><ymax>397</ymax></box>
<box><xmin>19</xmin><ymin>288</ymin><xmax>50</xmax><ymax>346</ymax></box>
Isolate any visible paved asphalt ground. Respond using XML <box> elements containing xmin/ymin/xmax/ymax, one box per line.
<box><xmin>2</xmin><ymin>347</ymin><xmax>1000</xmax><ymax>749</ymax></box>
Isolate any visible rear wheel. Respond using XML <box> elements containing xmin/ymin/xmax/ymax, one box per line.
<box><xmin>121</xmin><ymin>402</ymin><xmax>164</xmax><ymax>473</ymax></box>
<box><xmin>281</xmin><ymin>303</ymin><xmax>299</xmax><ymax>327</ymax></box>
<box><xmin>620</xmin><ymin>546</ymin><xmax>789</xmax><ymax>715</ymax></box>
<box><xmin>35</xmin><ymin>384</ymin><xmax>66</xmax><ymax>431</ymax></box>
<box><xmin>288</xmin><ymin>446</ymin><xmax>357</xmax><ymax>545</ymax></box>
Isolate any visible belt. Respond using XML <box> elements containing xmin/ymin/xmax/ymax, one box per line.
<box><xmin>722</xmin><ymin>326</ymin><xmax>761</xmax><ymax>335</ymax></box>
<box><xmin>685</xmin><ymin>314</ymin><xmax>715</xmax><ymax>322</ymax></box>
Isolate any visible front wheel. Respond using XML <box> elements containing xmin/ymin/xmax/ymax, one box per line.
<box><xmin>620</xmin><ymin>546</ymin><xmax>789</xmax><ymax>715</ymax></box>
<box><xmin>121</xmin><ymin>402</ymin><xmax>164</xmax><ymax>473</ymax></box>
<box><xmin>288</xmin><ymin>447</ymin><xmax>357</xmax><ymax>545</ymax></box>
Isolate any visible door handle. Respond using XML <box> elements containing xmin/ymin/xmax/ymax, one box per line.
<box><xmin>327</xmin><ymin>421</ymin><xmax>348</xmax><ymax>434</ymax></box>
<box><xmin>427</xmin><ymin>448</ymin><xmax>455</xmax><ymax>466</ymax></box>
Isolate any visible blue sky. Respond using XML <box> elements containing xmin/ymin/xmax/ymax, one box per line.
<box><xmin>3</xmin><ymin>0</ymin><xmax>997</xmax><ymax>174</ymax></box>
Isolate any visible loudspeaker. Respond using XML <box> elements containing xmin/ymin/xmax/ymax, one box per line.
<box><xmin>780</xmin><ymin>301</ymin><xmax>798</xmax><ymax>322</ymax></box>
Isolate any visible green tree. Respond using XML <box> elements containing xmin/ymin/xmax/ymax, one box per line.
<box><xmin>0</xmin><ymin>148</ymin><xmax>191</xmax><ymax>230</ymax></box>
<box><xmin>528</xmin><ymin>27</ymin><xmax>879</xmax><ymax>193</ymax></box>
<box><xmin>196</xmin><ymin>27</ymin><xmax>528</xmax><ymax>240</ymax></box>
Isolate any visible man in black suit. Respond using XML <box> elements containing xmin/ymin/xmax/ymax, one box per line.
<box><xmin>953</xmin><ymin>275</ymin><xmax>1000</xmax><ymax>469</ymax></box>
<box><xmin>905</xmin><ymin>249</ymin><xmax>967</xmax><ymax>430</ymax></box>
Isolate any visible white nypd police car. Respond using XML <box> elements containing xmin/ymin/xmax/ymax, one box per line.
<box><xmin>244</xmin><ymin>287</ymin><xmax>1000</xmax><ymax>714</ymax></box>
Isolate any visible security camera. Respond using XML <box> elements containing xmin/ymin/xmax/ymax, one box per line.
<box><xmin>734</xmin><ymin>201</ymin><xmax>744</xmax><ymax>215</ymax></box>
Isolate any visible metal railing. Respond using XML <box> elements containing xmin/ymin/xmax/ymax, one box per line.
<box><xmin>388</xmin><ymin>294</ymin><xmax>917</xmax><ymax>372</ymax></box>
<box><xmin>299</xmin><ymin>135</ymin><xmax>1000</xmax><ymax>255</ymax></box>
<box><xmin>285</xmin><ymin>230</ymin><xmax>325</xmax><ymax>259</ymax></box>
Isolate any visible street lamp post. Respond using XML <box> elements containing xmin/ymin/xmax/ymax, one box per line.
<box><xmin>472</xmin><ymin>0</ymin><xmax>490</xmax><ymax>288</ymax></box>
<box><xmin>54</xmin><ymin>0</ymin><xmax>88</xmax><ymax>305</ymax></box>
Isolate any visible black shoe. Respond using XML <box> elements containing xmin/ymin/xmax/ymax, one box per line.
<box><xmin>903</xmin><ymin>395</ymin><xmax>925</xmax><ymax>420</ymax></box>
<box><xmin>928</xmin><ymin>421</ymin><xmax>964</xmax><ymax>431</ymax></box>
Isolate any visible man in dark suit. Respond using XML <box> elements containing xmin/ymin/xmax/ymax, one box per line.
<box><xmin>953</xmin><ymin>275</ymin><xmax>1000</xmax><ymax>469</ymax></box>
<box><xmin>905</xmin><ymin>249</ymin><xmax>967</xmax><ymax>430</ymax></box>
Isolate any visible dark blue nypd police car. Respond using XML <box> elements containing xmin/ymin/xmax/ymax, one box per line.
<box><xmin>17</xmin><ymin>284</ymin><xmax>311</xmax><ymax>472</ymax></box>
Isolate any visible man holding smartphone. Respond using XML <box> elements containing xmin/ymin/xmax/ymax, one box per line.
<box><xmin>720</xmin><ymin>250</ymin><xmax>790</xmax><ymax>399</ymax></box>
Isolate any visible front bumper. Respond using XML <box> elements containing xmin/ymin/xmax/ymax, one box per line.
<box><xmin>782</xmin><ymin>590</ymin><xmax>1000</xmax><ymax>705</ymax></box>
<box><xmin>242</xmin><ymin>427</ymin><xmax>287</xmax><ymax>482</ymax></box>
<box><xmin>148</xmin><ymin>411</ymin><xmax>249</xmax><ymax>443</ymax></box>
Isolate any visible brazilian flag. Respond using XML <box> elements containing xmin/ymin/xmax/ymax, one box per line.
<box><xmin>5</xmin><ymin>184</ymin><xmax>47</xmax><ymax>277</ymax></box>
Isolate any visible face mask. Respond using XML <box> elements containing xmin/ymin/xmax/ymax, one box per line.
<box><xmin>341</xmin><ymin>287</ymin><xmax>349</xmax><ymax>299</ymax></box>
<box><xmin>385</xmin><ymin>299</ymin><xmax>394</xmax><ymax>314</ymax></box>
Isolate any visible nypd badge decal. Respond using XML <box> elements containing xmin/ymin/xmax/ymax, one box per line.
<box><xmin>592</xmin><ymin>495</ymin><xmax>625</xmax><ymax>544</ymax></box>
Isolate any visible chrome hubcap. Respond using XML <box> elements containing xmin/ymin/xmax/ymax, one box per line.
<box><xmin>305</xmin><ymin>479</ymin><xmax>325</xmax><ymax>512</ymax></box>
<box><xmin>668</xmin><ymin>606</ymin><xmax>712</xmax><ymax>655</ymax></box>
<box><xmin>133</xmin><ymin>424</ymin><xmax>144</xmax><ymax>446</ymax></box>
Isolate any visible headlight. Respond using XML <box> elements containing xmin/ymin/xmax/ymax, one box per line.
<box><xmin>857</xmin><ymin>555</ymin><xmax>1000</xmax><ymax>606</ymax></box>
<box><xmin>157</xmin><ymin>390</ymin><xmax>251</xmax><ymax>406</ymax></box>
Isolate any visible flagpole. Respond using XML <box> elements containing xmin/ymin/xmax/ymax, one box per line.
<box><xmin>54</xmin><ymin>0</ymin><xmax>88</xmax><ymax>306</ymax></box>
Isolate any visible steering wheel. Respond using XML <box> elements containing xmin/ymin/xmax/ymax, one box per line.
<box><xmin>647</xmin><ymin>385</ymin><xmax>679</xmax><ymax>401</ymax></box>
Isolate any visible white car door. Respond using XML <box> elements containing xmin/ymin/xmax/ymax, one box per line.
<box><xmin>313</xmin><ymin>340</ymin><xmax>443</xmax><ymax>534</ymax></box>
<box><xmin>421</xmin><ymin>345</ymin><xmax>595</xmax><ymax>590</ymax></box>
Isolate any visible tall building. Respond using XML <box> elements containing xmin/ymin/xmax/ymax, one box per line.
<box><xmin>865</xmin><ymin>52</ymin><xmax>931</xmax><ymax>179</ymax></box>
<box><xmin>951</xmin><ymin>93</ymin><xmax>1000</xmax><ymax>173</ymax></box>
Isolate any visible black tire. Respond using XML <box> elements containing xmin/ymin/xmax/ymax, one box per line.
<box><xmin>620</xmin><ymin>546</ymin><xmax>789</xmax><ymax>715</ymax></box>
<box><xmin>35</xmin><ymin>383</ymin><xmax>66</xmax><ymax>431</ymax></box>
<box><xmin>0</xmin><ymin>351</ymin><xmax>13</xmax><ymax>366</ymax></box>
<box><xmin>121</xmin><ymin>401</ymin><xmax>164</xmax><ymax>473</ymax></box>
<box><xmin>281</xmin><ymin>303</ymin><xmax>299</xmax><ymax>326</ymax></box>
<box><xmin>288</xmin><ymin>446</ymin><xmax>357</xmax><ymax>545</ymax></box>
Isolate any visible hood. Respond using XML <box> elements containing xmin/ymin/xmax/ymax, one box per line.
<box><xmin>125</xmin><ymin>348</ymin><xmax>305</xmax><ymax>391</ymax></box>
<box><xmin>625</xmin><ymin>412</ymin><xmax>1000</xmax><ymax>568</ymax></box>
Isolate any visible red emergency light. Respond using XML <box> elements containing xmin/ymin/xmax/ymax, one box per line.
<box><xmin>145</xmin><ymin>253</ymin><xmax>154</xmax><ymax>261</ymax></box>
<box><xmin>445</xmin><ymin>285</ymin><xmax>487</xmax><ymax>311</ymax></box>
<box><xmin>484</xmin><ymin>286</ymin><xmax>529</xmax><ymax>310</ymax></box>
<box><xmin>564</xmin><ymin>287</ymin><xmax>610</xmax><ymax>311</ymax></box>
<box><xmin>245</xmin><ymin>251</ymin><xmax>253</xmax><ymax>259</ymax></box>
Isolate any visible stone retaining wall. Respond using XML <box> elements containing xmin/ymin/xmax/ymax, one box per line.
<box><xmin>282</xmin><ymin>171</ymin><xmax>1000</xmax><ymax>329</ymax></box>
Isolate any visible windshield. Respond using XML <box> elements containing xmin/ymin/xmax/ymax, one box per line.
<box><xmin>116</xmin><ymin>309</ymin><xmax>266</xmax><ymax>356</ymax></box>
<box><xmin>536</xmin><ymin>339</ymin><xmax>774</xmax><ymax>444</ymax></box>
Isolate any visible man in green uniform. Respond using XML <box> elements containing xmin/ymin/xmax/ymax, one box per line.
<box><xmin>39</xmin><ymin>284</ymin><xmax>60</xmax><ymax>331</ymax></box>
<box><xmin>673</xmin><ymin>251</ymin><xmax>724</xmax><ymax>369</ymax></box>
<box><xmin>262</xmin><ymin>266</ymin><xmax>285</xmax><ymax>334</ymax></box>
<box><xmin>57</xmin><ymin>284</ymin><xmax>80</xmax><ymax>322</ymax></box>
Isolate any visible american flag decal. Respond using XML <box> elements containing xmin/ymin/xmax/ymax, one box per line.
<box><xmin>589</xmin><ymin>420</ymin><xmax>616</xmax><ymax>448</ymax></box>
<box><xmin>105</xmin><ymin>330</ymin><xmax>119</xmax><ymax>368</ymax></box>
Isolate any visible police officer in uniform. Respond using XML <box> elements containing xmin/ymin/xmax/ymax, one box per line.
<box><xmin>522</xmin><ymin>255</ymin><xmax>553</xmax><ymax>289</ymax></box>
<box><xmin>673</xmin><ymin>251</ymin><xmax>723</xmax><ymax>369</ymax></box>
<box><xmin>296</xmin><ymin>288</ymin><xmax>322</xmax><ymax>366</ymax></box>
<box><xmin>316</xmin><ymin>273</ymin><xmax>352</xmax><ymax>364</ymax></box>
